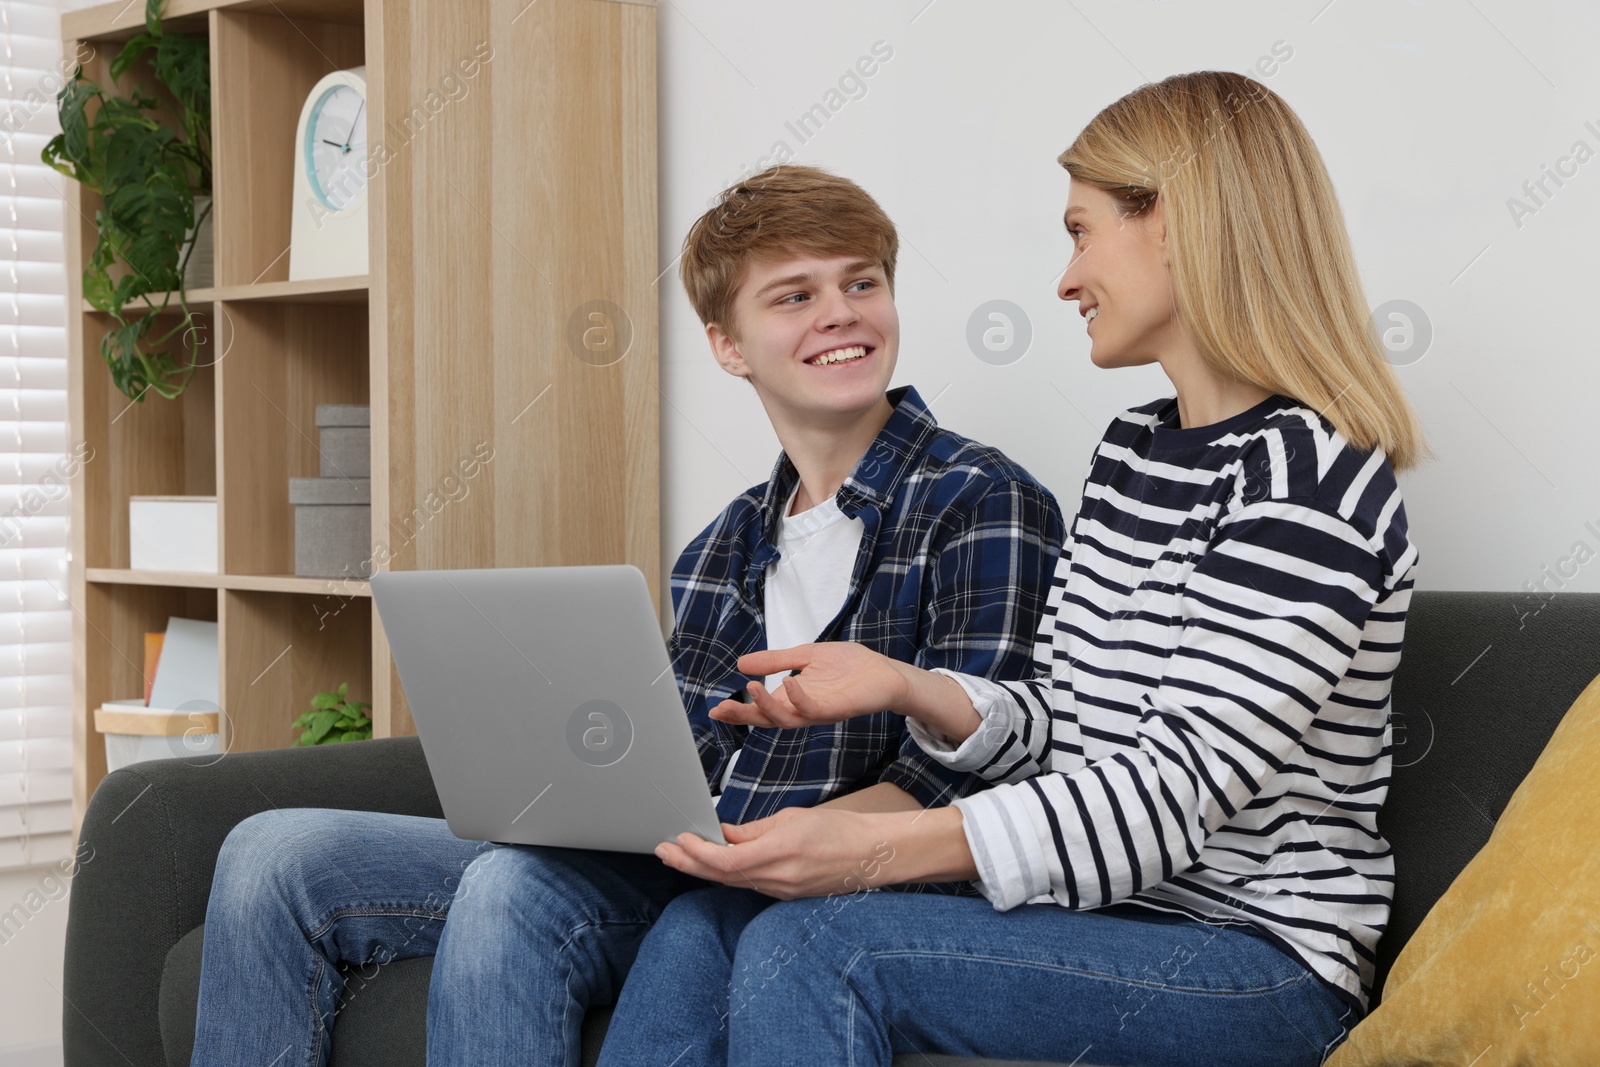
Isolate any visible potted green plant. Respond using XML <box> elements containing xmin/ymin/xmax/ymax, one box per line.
<box><xmin>42</xmin><ymin>0</ymin><xmax>211</xmax><ymax>402</ymax></box>
<box><xmin>291</xmin><ymin>682</ymin><xmax>372</xmax><ymax>745</ymax></box>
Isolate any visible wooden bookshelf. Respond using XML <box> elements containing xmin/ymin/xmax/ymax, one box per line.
<box><xmin>65</xmin><ymin>0</ymin><xmax>661</xmax><ymax>839</ymax></box>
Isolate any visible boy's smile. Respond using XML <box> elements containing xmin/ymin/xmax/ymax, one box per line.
<box><xmin>706</xmin><ymin>252</ymin><xmax>899</xmax><ymax>427</ymax></box>
<box><xmin>802</xmin><ymin>342</ymin><xmax>871</xmax><ymax>367</ymax></box>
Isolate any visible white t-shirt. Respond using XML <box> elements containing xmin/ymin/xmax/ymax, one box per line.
<box><xmin>719</xmin><ymin>482</ymin><xmax>865</xmax><ymax>791</ymax></box>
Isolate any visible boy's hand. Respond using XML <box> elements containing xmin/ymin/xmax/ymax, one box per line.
<box><xmin>708</xmin><ymin>642</ymin><xmax>912</xmax><ymax>728</ymax></box>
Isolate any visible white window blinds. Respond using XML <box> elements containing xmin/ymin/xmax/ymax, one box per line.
<box><xmin>0</xmin><ymin>0</ymin><xmax>74</xmax><ymax>872</ymax></box>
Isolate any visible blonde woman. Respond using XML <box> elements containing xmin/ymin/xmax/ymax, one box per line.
<box><xmin>648</xmin><ymin>70</ymin><xmax>1428</xmax><ymax>1067</ymax></box>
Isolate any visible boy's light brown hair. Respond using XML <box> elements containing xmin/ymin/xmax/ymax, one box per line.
<box><xmin>679</xmin><ymin>164</ymin><xmax>899</xmax><ymax>343</ymax></box>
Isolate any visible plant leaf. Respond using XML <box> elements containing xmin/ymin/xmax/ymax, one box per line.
<box><xmin>305</xmin><ymin>709</ymin><xmax>340</xmax><ymax>743</ymax></box>
<box><xmin>110</xmin><ymin>33</ymin><xmax>157</xmax><ymax>84</ymax></box>
<box><xmin>51</xmin><ymin>1</ymin><xmax>211</xmax><ymax>404</ymax></box>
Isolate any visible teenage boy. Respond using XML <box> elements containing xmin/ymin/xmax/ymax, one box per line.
<box><xmin>186</xmin><ymin>163</ymin><xmax>1064</xmax><ymax>1067</ymax></box>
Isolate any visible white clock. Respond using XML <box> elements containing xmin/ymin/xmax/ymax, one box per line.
<box><xmin>289</xmin><ymin>66</ymin><xmax>370</xmax><ymax>281</ymax></box>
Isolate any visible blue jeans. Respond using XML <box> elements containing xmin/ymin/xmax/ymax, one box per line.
<box><xmin>605</xmin><ymin>891</ymin><xmax>1356</xmax><ymax>1067</ymax></box>
<box><xmin>191</xmin><ymin>809</ymin><xmax>1355</xmax><ymax>1066</ymax></box>
<box><xmin>597</xmin><ymin>885</ymin><xmax>776</xmax><ymax>1065</ymax></box>
<box><xmin>188</xmin><ymin>807</ymin><xmax>714</xmax><ymax>1066</ymax></box>
<box><xmin>730</xmin><ymin>894</ymin><xmax>1354</xmax><ymax>1067</ymax></box>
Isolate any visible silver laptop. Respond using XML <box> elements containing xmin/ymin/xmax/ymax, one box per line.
<box><xmin>369</xmin><ymin>564</ymin><xmax>728</xmax><ymax>853</ymax></box>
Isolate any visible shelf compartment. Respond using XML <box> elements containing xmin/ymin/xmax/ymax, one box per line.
<box><xmin>220</xmin><ymin>588</ymin><xmax>370</xmax><ymax>753</ymax></box>
<box><xmin>79</xmin><ymin>310</ymin><xmax>217</xmax><ymax>571</ymax></box>
<box><xmin>64</xmin><ymin>25</ymin><xmax>214</xmax><ymax>310</ymax></box>
<box><xmin>212</xmin><ymin>7</ymin><xmax>365</xmax><ymax>287</ymax></box>
<box><xmin>79</xmin><ymin>583</ymin><xmax>218</xmax><ymax>785</ymax></box>
<box><xmin>216</xmin><ymin>299</ymin><xmax>369</xmax><ymax>577</ymax></box>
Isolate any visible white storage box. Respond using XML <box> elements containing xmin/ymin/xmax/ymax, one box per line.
<box><xmin>94</xmin><ymin>698</ymin><xmax>221</xmax><ymax>772</ymax></box>
<box><xmin>130</xmin><ymin>496</ymin><xmax>218</xmax><ymax>573</ymax></box>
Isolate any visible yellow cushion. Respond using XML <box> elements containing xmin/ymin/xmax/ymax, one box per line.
<box><xmin>1329</xmin><ymin>672</ymin><xmax>1600</xmax><ymax>1065</ymax></box>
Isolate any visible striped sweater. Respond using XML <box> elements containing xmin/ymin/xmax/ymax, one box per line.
<box><xmin>908</xmin><ymin>392</ymin><xmax>1418</xmax><ymax>1017</ymax></box>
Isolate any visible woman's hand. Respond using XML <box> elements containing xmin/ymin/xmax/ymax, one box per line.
<box><xmin>707</xmin><ymin>641</ymin><xmax>912</xmax><ymax>728</ymax></box>
<box><xmin>656</xmin><ymin>807</ymin><xmax>900</xmax><ymax>900</ymax></box>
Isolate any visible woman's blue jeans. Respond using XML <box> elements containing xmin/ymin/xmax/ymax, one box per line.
<box><xmin>608</xmin><ymin>886</ymin><xmax>1356</xmax><ymax>1067</ymax></box>
<box><xmin>189</xmin><ymin>807</ymin><xmax>1355</xmax><ymax>1067</ymax></box>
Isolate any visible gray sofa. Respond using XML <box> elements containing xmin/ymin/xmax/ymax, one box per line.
<box><xmin>62</xmin><ymin>591</ymin><xmax>1600</xmax><ymax>1067</ymax></box>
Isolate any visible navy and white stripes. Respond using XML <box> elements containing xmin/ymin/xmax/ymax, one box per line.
<box><xmin>910</xmin><ymin>392</ymin><xmax>1418</xmax><ymax>1017</ymax></box>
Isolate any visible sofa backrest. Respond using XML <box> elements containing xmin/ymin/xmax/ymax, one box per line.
<box><xmin>1375</xmin><ymin>589</ymin><xmax>1600</xmax><ymax>1003</ymax></box>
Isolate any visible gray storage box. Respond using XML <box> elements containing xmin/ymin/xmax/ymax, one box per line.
<box><xmin>316</xmin><ymin>404</ymin><xmax>371</xmax><ymax>479</ymax></box>
<box><xmin>289</xmin><ymin>476</ymin><xmax>371</xmax><ymax>578</ymax></box>
<box><xmin>316</xmin><ymin>404</ymin><xmax>371</xmax><ymax>427</ymax></box>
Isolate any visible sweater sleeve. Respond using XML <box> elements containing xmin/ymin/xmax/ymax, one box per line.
<box><xmin>875</xmin><ymin>477</ymin><xmax>1066</xmax><ymax>807</ymax></box>
<box><xmin>947</xmin><ymin>496</ymin><xmax>1389</xmax><ymax>911</ymax></box>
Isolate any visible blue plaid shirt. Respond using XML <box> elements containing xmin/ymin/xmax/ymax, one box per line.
<box><xmin>668</xmin><ymin>384</ymin><xmax>1066</xmax><ymax>831</ymax></box>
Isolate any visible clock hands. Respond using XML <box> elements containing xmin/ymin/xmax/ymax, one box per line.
<box><xmin>343</xmin><ymin>99</ymin><xmax>365</xmax><ymax>152</ymax></box>
<box><xmin>303</xmin><ymin>79</ymin><xmax>370</xmax><ymax>215</ymax></box>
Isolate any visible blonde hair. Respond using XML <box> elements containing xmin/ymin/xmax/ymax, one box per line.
<box><xmin>1059</xmin><ymin>70</ymin><xmax>1431</xmax><ymax>471</ymax></box>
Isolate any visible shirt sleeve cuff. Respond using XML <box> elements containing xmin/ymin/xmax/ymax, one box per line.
<box><xmin>952</xmin><ymin>786</ymin><xmax>1056</xmax><ymax>911</ymax></box>
<box><xmin>905</xmin><ymin>669</ymin><xmax>1022</xmax><ymax>771</ymax></box>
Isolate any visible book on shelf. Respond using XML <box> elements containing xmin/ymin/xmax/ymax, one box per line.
<box><xmin>142</xmin><ymin>631</ymin><xmax>164</xmax><ymax>706</ymax></box>
<box><xmin>147</xmin><ymin>617</ymin><xmax>220</xmax><ymax>714</ymax></box>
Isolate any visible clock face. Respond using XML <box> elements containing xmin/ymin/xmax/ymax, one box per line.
<box><xmin>306</xmin><ymin>83</ymin><xmax>368</xmax><ymax>212</ymax></box>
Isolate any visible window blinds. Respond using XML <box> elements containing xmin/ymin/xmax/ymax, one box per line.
<box><xmin>0</xmin><ymin>0</ymin><xmax>75</xmax><ymax>872</ymax></box>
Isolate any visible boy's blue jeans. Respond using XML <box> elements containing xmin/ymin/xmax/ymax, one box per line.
<box><xmin>189</xmin><ymin>808</ymin><xmax>1353</xmax><ymax>1067</ymax></box>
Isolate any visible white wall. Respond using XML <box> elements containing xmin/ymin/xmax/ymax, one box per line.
<box><xmin>658</xmin><ymin>0</ymin><xmax>1600</xmax><ymax>602</ymax></box>
<box><xmin>0</xmin><ymin>861</ymin><xmax>72</xmax><ymax>1064</ymax></box>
